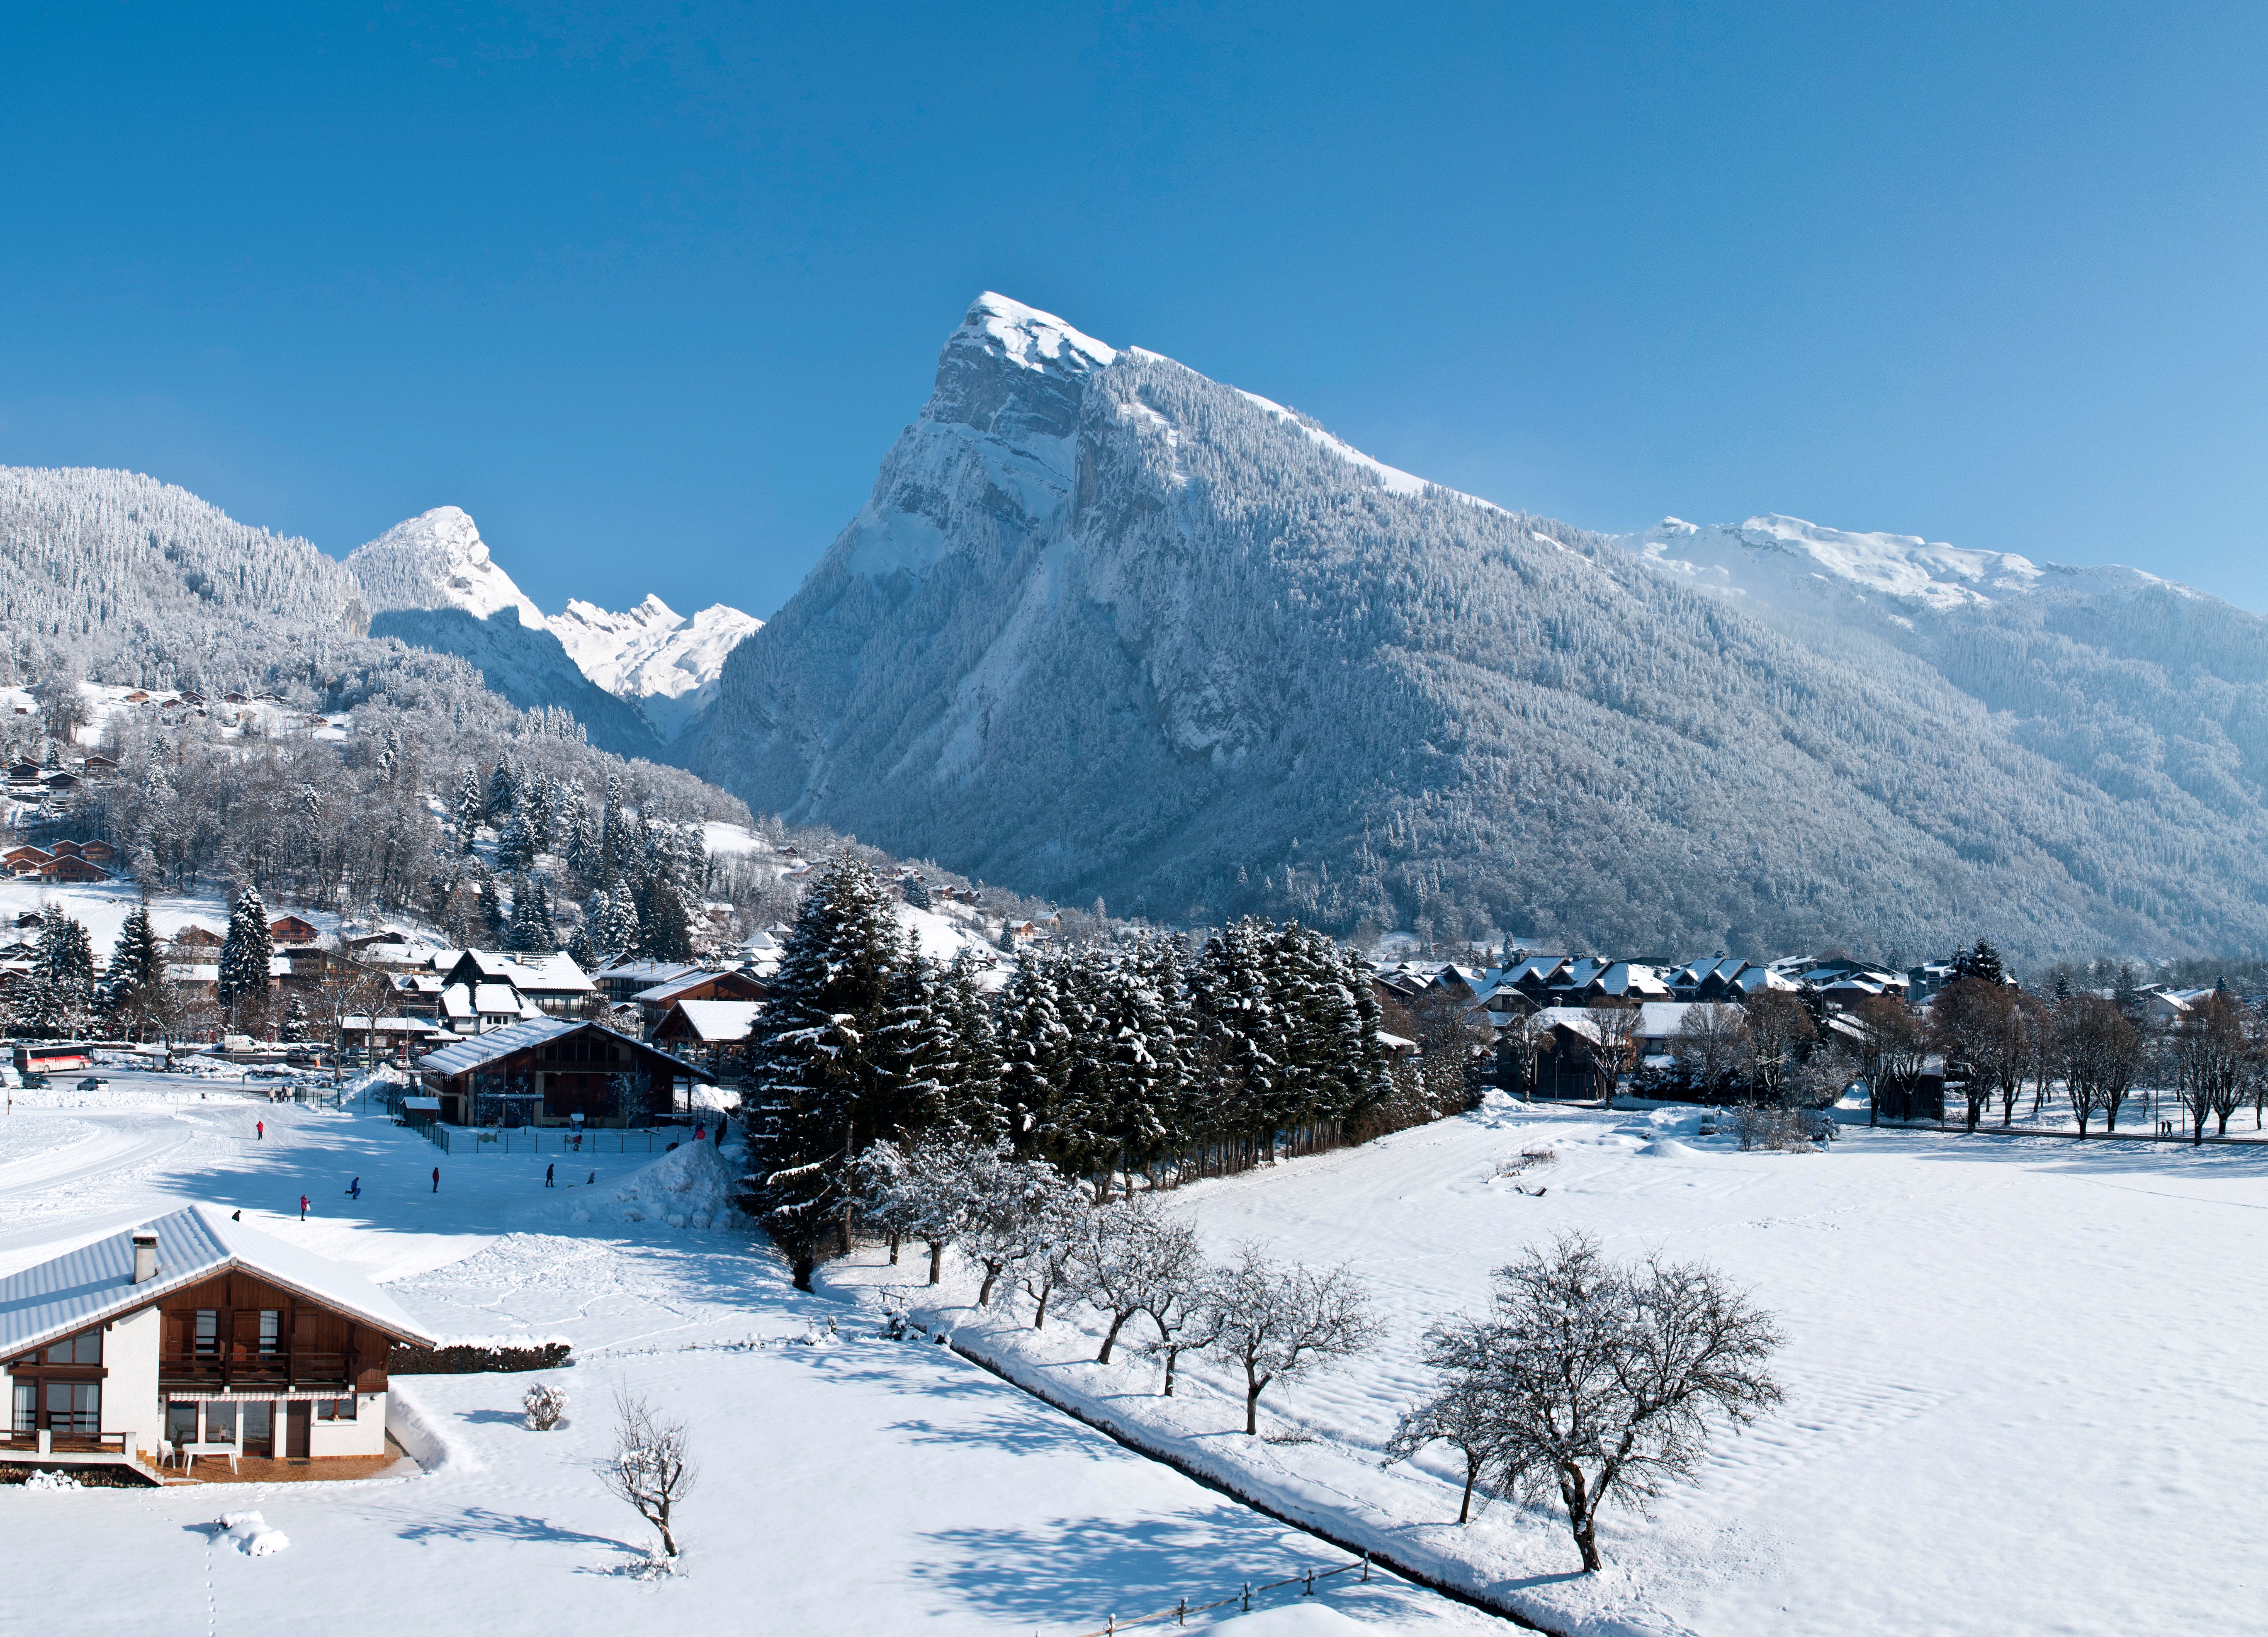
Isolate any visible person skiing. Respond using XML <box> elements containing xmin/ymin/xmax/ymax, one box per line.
<box><xmin>298</xmin><ymin>1194</ymin><xmax>309</xmax><ymax>1222</ymax></box>
<box><xmin>431</xmin><ymin>1166</ymin><xmax>440</xmax><ymax>1193</ymax></box>
<box><xmin>545</xmin><ymin>1162</ymin><xmax>555</xmax><ymax>1188</ymax></box>
<box><xmin>346</xmin><ymin>1177</ymin><xmax>361</xmax><ymax>1200</ymax></box>
<box><xmin>255</xmin><ymin>1119</ymin><xmax>263</xmax><ymax>1141</ymax></box>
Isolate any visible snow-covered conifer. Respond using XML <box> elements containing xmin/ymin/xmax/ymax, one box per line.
<box><xmin>217</xmin><ymin>887</ymin><xmax>275</xmax><ymax>1015</ymax></box>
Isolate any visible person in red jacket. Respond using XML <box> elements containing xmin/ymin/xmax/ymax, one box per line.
<box><xmin>298</xmin><ymin>1194</ymin><xmax>309</xmax><ymax>1221</ymax></box>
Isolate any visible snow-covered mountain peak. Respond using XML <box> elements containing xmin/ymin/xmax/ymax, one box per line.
<box><xmin>344</xmin><ymin>505</ymin><xmax>546</xmax><ymax>627</ymax></box>
<box><xmin>546</xmin><ymin>594</ymin><xmax>762</xmax><ymax>742</ymax></box>
<box><xmin>953</xmin><ymin>292</ymin><xmax>1117</xmax><ymax>377</ymax></box>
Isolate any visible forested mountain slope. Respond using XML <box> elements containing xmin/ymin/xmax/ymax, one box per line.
<box><xmin>692</xmin><ymin>294</ymin><xmax>2268</xmax><ymax>961</ymax></box>
<box><xmin>0</xmin><ymin>467</ymin><xmax>367</xmax><ymax>682</ymax></box>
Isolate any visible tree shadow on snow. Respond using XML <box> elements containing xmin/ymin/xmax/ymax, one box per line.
<box><xmin>909</xmin><ymin>1511</ymin><xmax>1335</xmax><ymax>1625</ymax></box>
<box><xmin>396</xmin><ymin>1506</ymin><xmax>628</xmax><ymax>1552</ymax></box>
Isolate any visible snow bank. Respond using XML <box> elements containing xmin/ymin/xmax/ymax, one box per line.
<box><xmin>596</xmin><ymin>1138</ymin><xmax>742</xmax><ymax>1230</ymax></box>
<box><xmin>215</xmin><ymin>1511</ymin><xmax>289</xmax><ymax>1555</ymax></box>
<box><xmin>18</xmin><ymin>1469</ymin><xmax>80</xmax><ymax>1491</ymax></box>
<box><xmin>1214</xmin><ymin>1608</ymin><xmax>1373</xmax><ymax>1635</ymax></box>
<box><xmin>1636</xmin><ymin>1138</ymin><xmax>1695</xmax><ymax>1158</ymax></box>
<box><xmin>384</xmin><ymin>1379</ymin><xmax>482</xmax><ymax>1476</ymax></box>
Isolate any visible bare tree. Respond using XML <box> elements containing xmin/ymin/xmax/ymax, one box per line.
<box><xmin>1930</xmin><ymin>977</ymin><xmax>2025</xmax><ymax>1133</ymax></box>
<box><xmin>1384</xmin><ymin>1316</ymin><xmax>1505</xmax><ymax>1523</ymax></box>
<box><xmin>1583</xmin><ymin>1000</ymin><xmax>1641</xmax><ymax>1107</ymax></box>
<box><xmin>1206</xmin><ymin>1243</ymin><xmax>1380</xmax><ymax>1435</ymax></box>
<box><xmin>1134</xmin><ymin>1263</ymin><xmax>1222</xmax><ymax>1397</ymax></box>
<box><xmin>1851</xmin><ymin>996</ymin><xmax>1922</xmax><ymax>1125</ymax></box>
<box><xmin>1070</xmin><ymin>1197</ymin><xmax>1205</xmax><ymax>1364</ymax></box>
<box><xmin>1670</xmin><ymin>1004</ymin><xmax>1749</xmax><ymax>1103</ymax></box>
<box><xmin>855</xmin><ymin>1138</ymin><xmax>977</xmax><ymax>1284</ymax></box>
<box><xmin>600</xmin><ymin>1389</ymin><xmax>695</xmax><ymax>1559</ymax></box>
<box><xmin>1013</xmin><ymin>1182</ymin><xmax>1092</xmax><ymax>1329</ymax></box>
<box><xmin>1444</xmin><ymin>1232</ymin><xmax>1783</xmax><ymax>1573</ymax></box>
<box><xmin>2060</xmin><ymin>994</ymin><xmax>2141</xmax><ymax>1136</ymax></box>
<box><xmin>2172</xmin><ymin>993</ymin><xmax>2248</xmax><ymax>1141</ymax></box>
<box><xmin>1741</xmin><ymin>990</ymin><xmax>1814</xmax><ymax>1106</ymax></box>
<box><xmin>960</xmin><ymin>1150</ymin><xmax>1084</xmax><ymax>1309</ymax></box>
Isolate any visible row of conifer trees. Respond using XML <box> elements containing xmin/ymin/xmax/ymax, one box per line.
<box><xmin>742</xmin><ymin>854</ymin><xmax>1432</xmax><ymax>1283</ymax></box>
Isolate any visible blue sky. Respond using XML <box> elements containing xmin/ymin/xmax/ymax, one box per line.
<box><xmin>5</xmin><ymin>2</ymin><xmax>2265</xmax><ymax>620</ymax></box>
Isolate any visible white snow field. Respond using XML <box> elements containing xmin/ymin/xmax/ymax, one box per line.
<box><xmin>853</xmin><ymin>1095</ymin><xmax>2268</xmax><ymax>1637</ymax></box>
<box><xmin>0</xmin><ymin>1088</ymin><xmax>1495</xmax><ymax>1636</ymax></box>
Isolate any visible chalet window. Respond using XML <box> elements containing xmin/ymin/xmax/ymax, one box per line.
<box><xmin>46</xmin><ymin>1381</ymin><xmax>99</xmax><ymax>1433</ymax></box>
<box><xmin>167</xmin><ymin>1401</ymin><xmax>199</xmax><ymax>1445</ymax></box>
<box><xmin>318</xmin><ymin>1397</ymin><xmax>357</xmax><ymax>1421</ymax></box>
<box><xmin>259</xmin><ymin>1311</ymin><xmax>282</xmax><ymax>1355</ymax></box>
<box><xmin>44</xmin><ymin>1329</ymin><xmax>101</xmax><ymax>1365</ymax></box>
<box><xmin>241</xmin><ymin>1401</ymin><xmax>272</xmax><ymax>1448</ymax></box>
<box><xmin>194</xmin><ymin>1311</ymin><xmax>219</xmax><ymax>1357</ymax></box>
<box><xmin>10</xmin><ymin>1380</ymin><xmax>32</xmax><ymax>1432</ymax></box>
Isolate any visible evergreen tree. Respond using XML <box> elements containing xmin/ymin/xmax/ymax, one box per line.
<box><xmin>634</xmin><ymin>873</ymin><xmax>695</xmax><ymax>961</ymax></box>
<box><xmin>744</xmin><ymin>852</ymin><xmax>911</xmax><ymax>1288</ymax></box>
<box><xmin>495</xmin><ymin>798</ymin><xmax>538</xmax><ymax>873</ymax></box>
<box><xmin>996</xmin><ymin>951</ymin><xmax>1072</xmax><ymax>1152</ymax></box>
<box><xmin>598</xmin><ymin>773</ymin><xmax>627</xmax><ymax>885</ymax></box>
<box><xmin>29</xmin><ymin>912</ymin><xmax>98</xmax><ymax>1037</ymax></box>
<box><xmin>476</xmin><ymin>875</ymin><xmax>509</xmax><ymax>948</ymax></box>
<box><xmin>217</xmin><ymin>887</ymin><xmax>275</xmax><ymax>1017</ymax></box>
<box><xmin>1952</xmin><ymin>939</ymin><xmax>2007</xmax><ymax>986</ymax></box>
<box><xmin>486</xmin><ymin>754</ymin><xmax>519</xmax><ymax>822</ymax></box>
<box><xmin>506</xmin><ymin>875</ymin><xmax>556</xmax><ymax>952</ymax></box>
<box><xmin>281</xmin><ymin>993</ymin><xmax>309</xmax><ymax>1042</ymax></box>
<box><xmin>102</xmin><ymin>903</ymin><xmax>166</xmax><ymax>1025</ymax></box>
<box><xmin>453</xmin><ymin>766</ymin><xmax>484</xmax><ymax>854</ymax></box>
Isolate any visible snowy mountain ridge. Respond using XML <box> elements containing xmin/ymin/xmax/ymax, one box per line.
<box><xmin>690</xmin><ymin>290</ymin><xmax>2268</xmax><ymax>960</ymax></box>
<box><xmin>1606</xmin><ymin>513</ymin><xmax>2190</xmax><ymax>619</ymax></box>
<box><xmin>548</xmin><ymin>595</ymin><xmax>763</xmax><ymax>741</ymax></box>
<box><xmin>343</xmin><ymin>506</ymin><xmax>758</xmax><ymax>745</ymax></box>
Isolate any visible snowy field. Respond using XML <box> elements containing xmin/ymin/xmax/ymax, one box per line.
<box><xmin>0</xmin><ymin>1094</ymin><xmax>1497</xmax><ymax>1636</ymax></box>
<box><xmin>851</xmin><ymin>1096</ymin><xmax>2268</xmax><ymax>1636</ymax></box>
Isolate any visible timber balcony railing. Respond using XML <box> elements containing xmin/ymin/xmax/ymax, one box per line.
<box><xmin>0</xmin><ymin>1430</ymin><xmax>130</xmax><ymax>1455</ymax></box>
<box><xmin>159</xmin><ymin>1351</ymin><xmax>351</xmax><ymax>1390</ymax></box>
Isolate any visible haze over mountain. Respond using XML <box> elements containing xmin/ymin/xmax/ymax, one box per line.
<box><xmin>689</xmin><ymin>293</ymin><xmax>2268</xmax><ymax>961</ymax></box>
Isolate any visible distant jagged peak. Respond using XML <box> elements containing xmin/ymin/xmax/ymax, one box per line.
<box><xmin>345</xmin><ymin>505</ymin><xmax>546</xmax><ymax>628</ymax></box>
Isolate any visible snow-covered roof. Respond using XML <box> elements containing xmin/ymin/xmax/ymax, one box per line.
<box><xmin>634</xmin><ymin>970</ymin><xmax>732</xmax><ymax>1005</ymax></box>
<box><xmin>418</xmin><ymin>1017</ymin><xmax>712</xmax><ymax>1081</ymax></box>
<box><xmin>472</xmin><ymin>982</ymin><xmax>533</xmax><ymax>1016</ymax></box>
<box><xmin>596</xmin><ymin>959</ymin><xmax>707</xmax><ymax>987</ymax></box>
<box><xmin>0</xmin><ymin>1203</ymin><xmax>440</xmax><ymax>1358</ymax></box>
<box><xmin>666</xmin><ymin>1000</ymin><xmax>761</xmax><ymax>1043</ymax></box>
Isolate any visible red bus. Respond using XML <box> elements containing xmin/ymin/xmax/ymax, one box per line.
<box><xmin>13</xmin><ymin>1041</ymin><xmax>94</xmax><ymax>1074</ymax></box>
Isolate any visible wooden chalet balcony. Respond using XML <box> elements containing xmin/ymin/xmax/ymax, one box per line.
<box><xmin>159</xmin><ymin>1351</ymin><xmax>351</xmax><ymax>1390</ymax></box>
<box><xmin>0</xmin><ymin>1430</ymin><xmax>129</xmax><ymax>1455</ymax></box>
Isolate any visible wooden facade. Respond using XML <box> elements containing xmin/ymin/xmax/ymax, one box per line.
<box><xmin>155</xmin><ymin>1268</ymin><xmax>392</xmax><ymax>1398</ymax></box>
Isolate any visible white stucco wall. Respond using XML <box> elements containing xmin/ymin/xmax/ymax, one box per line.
<box><xmin>100</xmin><ymin>1304</ymin><xmax>162</xmax><ymax>1457</ymax></box>
<box><xmin>306</xmin><ymin>1391</ymin><xmax>387</xmax><ymax>1456</ymax></box>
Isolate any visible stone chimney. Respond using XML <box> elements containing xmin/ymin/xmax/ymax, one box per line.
<box><xmin>131</xmin><ymin>1230</ymin><xmax>158</xmax><ymax>1285</ymax></box>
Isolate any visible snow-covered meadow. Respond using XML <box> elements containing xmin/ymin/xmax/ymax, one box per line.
<box><xmin>0</xmin><ymin>1085</ymin><xmax>1495</xmax><ymax>1635</ymax></box>
<box><xmin>848</xmin><ymin>1096</ymin><xmax>2268</xmax><ymax>1636</ymax></box>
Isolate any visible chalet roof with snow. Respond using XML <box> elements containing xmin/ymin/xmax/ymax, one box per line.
<box><xmin>0</xmin><ymin>1204</ymin><xmax>440</xmax><ymax>1359</ymax></box>
<box><xmin>657</xmin><ymin>999</ymin><xmax>761</xmax><ymax>1043</ymax></box>
<box><xmin>417</xmin><ymin>1017</ymin><xmax>712</xmax><ymax>1081</ymax></box>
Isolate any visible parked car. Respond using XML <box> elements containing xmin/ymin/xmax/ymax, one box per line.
<box><xmin>75</xmin><ymin>1076</ymin><xmax>107</xmax><ymax>1092</ymax></box>
<box><xmin>20</xmin><ymin>1071</ymin><xmax>49</xmax><ymax>1089</ymax></box>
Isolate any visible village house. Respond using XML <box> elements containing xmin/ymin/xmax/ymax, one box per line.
<box><xmin>631</xmin><ymin>967</ymin><xmax>767</xmax><ymax>1034</ymax></box>
<box><xmin>266</xmin><ymin>915</ymin><xmax>322</xmax><ymax>946</ymax></box>
<box><xmin>434</xmin><ymin>950</ymin><xmax>596</xmax><ymax>1018</ymax></box>
<box><xmin>650</xmin><ymin>997</ymin><xmax>761</xmax><ymax>1073</ymax></box>
<box><xmin>417</xmin><ymin>1017</ymin><xmax>713</xmax><ymax>1127</ymax></box>
<box><xmin>2</xmin><ymin>1205</ymin><xmax>437</xmax><ymax>1482</ymax></box>
<box><xmin>169</xmin><ymin>924</ymin><xmax>224</xmax><ymax>952</ymax></box>
<box><xmin>591</xmin><ymin>958</ymin><xmax>708</xmax><ymax>1004</ymax></box>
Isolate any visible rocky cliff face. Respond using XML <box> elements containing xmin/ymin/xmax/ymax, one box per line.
<box><xmin>692</xmin><ymin>294</ymin><xmax>2268</xmax><ymax>959</ymax></box>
